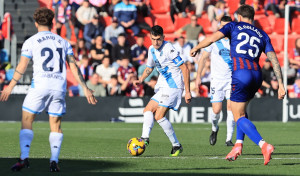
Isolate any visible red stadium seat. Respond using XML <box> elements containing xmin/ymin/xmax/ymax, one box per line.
<box><xmin>149</xmin><ymin>0</ymin><xmax>170</xmax><ymax>14</ymax></box>
<box><xmin>174</xmin><ymin>17</ymin><xmax>190</xmax><ymax>30</ymax></box>
<box><xmin>164</xmin><ymin>33</ymin><xmax>177</xmax><ymax>43</ymax></box>
<box><xmin>273</xmin><ymin>18</ymin><xmax>291</xmax><ymax>34</ymax></box>
<box><xmin>292</xmin><ymin>18</ymin><xmax>300</xmax><ymax>34</ymax></box>
<box><xmin>254</xmin><ymin>17</ymin><xmax>272</xmax><ymax>34</ymax></box>
<box><xmin>144</xmin><ymin>16</ymin><xmax>154</xmax><ymax>27</ymax></box>
<box><xmin>269</xmin><ymin>35</ymin><xmax>284</xmax><ymax>53</ymax></box>
<box><xmin>155</xmin><ymin>16</ymin><xmax>175</xmax><ymax>33</ymax></box>
<box><xmin>227</xmin><ymin>0</ymin><xmax>240</xmax><ymax>14</ymax></box>
<box><xmin>100</xmin><ymin>16</ymin><xmax>112</xmax><ymax>26</ymax></box>
<box><xmin>197</xmin><ymin>18</ymin><xmax>212</xmax><ymax>34</ymax></box>
<box><xmin>143</xmin><ymin>34</ymin><xmax>152</xmax><ymax>49</ymax></box>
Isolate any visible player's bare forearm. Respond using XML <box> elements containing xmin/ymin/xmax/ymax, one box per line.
<box><xmin>180</xmin><ymin>63</ymin><xmax>190</xmax><ymax>92</ymax></box>
<box><xmin>196</xmin><ymin>51</ymin><xmax>209</xmax><ymax>79</ymax></box>
<box><xmin>267</xmin><ymin>52</ymin><xmax>284</xmax><ymax>85</ymax></box>
<box><xmin>0</xmin><ymin>56</ymin><xmax>29</xmax><ymax>101</ymax></box>
<box><xmin>67</xmin><ymin>55</ymin><xmax>87</xmax><ymax>89</ymax></box>
<box><xmin>192</xmin><ymin>32</ymin><xmax>225</xmax><ymax>55</ymax></box>
<box><xmin>139</xmin><ymin>67</ymin><xmax>153</xmax><ymax>83</ymax></box>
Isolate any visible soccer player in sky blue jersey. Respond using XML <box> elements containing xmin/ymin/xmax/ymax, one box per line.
<box><xmin>0</xmin><ymin>7</ymin><xmax>97</xmax><ymax>172</ymax></box>
<box><xmin>133</xmin><ymin>25</ymin><xmax>192</xmax><ymax>156</ymax></box>
<box><xmin>191</xmin><ymin>5</ymin><xmax>286</xmax><ymax>165</ymax></box>
<box><xmin>196</xmin><ymin>16</ymin><xmax>235</xmax><ymax>147</ymax></box>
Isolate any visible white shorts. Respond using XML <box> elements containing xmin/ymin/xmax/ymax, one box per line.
<box><xmin>151</xmin><ymin>87</ymin><xmax>183</xmax><ymax>111</ymax></box>
<box><xmin>210</xmin><ymin>80</ymin><xmax>231</xmax><ymax>103</ymax></box>
<box><xmin>22</xmin><ymin>88</ymin><xmax>66</xmax><ymax>117</ymax></box>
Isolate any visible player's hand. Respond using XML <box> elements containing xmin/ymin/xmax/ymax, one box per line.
<box><xmin>190</xmin><ymin>47</ymin><xmax>199</xmax><ymax>57</ymax></box>
<box><xmin>185</xmin><ymin>91</ymin><xmax>192</xmax><ymax>104</ymax></box>
<box><xmin>133</xmin><ymin>80</ymin><xmax>142</xmax><ymax>88</ymax></box>
<box><xmin>278</xmin><ymin>84</ymin><xmax>286</xmax><ymax>100</ymax></box>
<box><xmin>84</xmin><ymin>87</ymin><xmax>98</xmax><ymax>105</ymax></box>
<box><xmin>195</xmin><ymin>76</ymin><xmax>201</xmax><ymax>88</ymax></box>
<box><xmin>0</xmin><ymin>87</ymin><xmax>13</xmax><ymax>101</ymax></box>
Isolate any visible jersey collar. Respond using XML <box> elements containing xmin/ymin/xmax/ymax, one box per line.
<box><xmin>157</xmin><ymin>41</ymin><xmax>167</xmax><ymax>52</ymax></box>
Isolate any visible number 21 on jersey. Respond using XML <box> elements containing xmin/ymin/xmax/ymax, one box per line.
<box><xmin>41</xmin><ymin>47</ymin><xmax>64</xmax><ymax>73</ymax></box>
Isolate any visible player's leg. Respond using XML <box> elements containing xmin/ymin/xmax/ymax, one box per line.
<box><xmin>154</xmin><ymin>106</ymin><xmax>182</xmax><ymax>156</ymax></box>
<box><xmin>49</xmin><ymin>116</ymin><xmax>63</xmax><ymax>172</ymax></box>
<box><xmin>12</xmin><ymin>89</ymin><xmax>45</xmax><ymax>171</ymax></box>
<box><xmin>11</xmin><ymin>111</ymin><xmax>36</xmax><ymax>171</ymax></box>
<box><xmin>47</xmin><ymin>90</ymin><xmax>66</xmax><ymax>171</ymax></box>
<box><xmin>141</xmin><ymin>99</ymin><xmax>158</xmax><ymax>145</ymax></box>
<box><xmin>225</xmin><ymin>99</ymin><xmax>235</xmax><ymax>146</ymax></box>
<box><xmin>209</xmin><ymin>102</ymin><xmax>222</xmax><ymax>145</ymax></box>
<box><xmin>229</xmin><ymin>101</ymin><xmax>274</xmax><ymax>164</ymax></box>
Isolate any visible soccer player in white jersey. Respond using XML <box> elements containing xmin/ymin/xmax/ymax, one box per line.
<box><xmin>133</xmin><ymin>25</ymin><xmax>192</xmax><ymax>156</ymax></box>
<box><xmin>196</xmin><ymin>16</ymin><xmax>235</xmax><ymax>147</ymax></box>
<box><xmin>0</xmin><ymin>8</ymin><xmax>97</xmax><ymax>172</ymax></box>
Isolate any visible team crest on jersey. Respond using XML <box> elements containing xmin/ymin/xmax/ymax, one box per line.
<box><xmin>219</xmin><ymin>48</ymin><xmax>230</xmax><ymax>56</ymax></box>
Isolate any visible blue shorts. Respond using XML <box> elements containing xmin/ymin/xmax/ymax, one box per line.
<box><xmin>230</xmin><ymin>69</ymin><xmax>262</xmax><ymax>102</ymax></box>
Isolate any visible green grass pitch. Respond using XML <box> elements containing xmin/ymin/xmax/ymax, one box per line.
<box><xmin>0</xmin><ymin>121</ymin><xmax>299</xmax><ymax>176</ymax></box>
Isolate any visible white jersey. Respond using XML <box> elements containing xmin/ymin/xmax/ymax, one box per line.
<box><xmin>204</xmin><ymin>38</ymin><xmax>232</xmax><ymax>81</ymax></box>
<box><xmin>147</xmin><ymin>41</ymin><xmax>184</xmax><ymax>89</ymax></box>
<box><xmin>21</xmin><ymin>31</ymin><xmax>73</xmax><ymax>92</ymax></box>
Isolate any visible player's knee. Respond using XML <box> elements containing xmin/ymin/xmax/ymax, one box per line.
<box><xmin>212</xmin><ymin>108</ymin><xmax>221</xmax><ymax>114</ymax></box>
<box><xmin>154</xmin><ymin>115</ymin><xmax>163</xmax><ymax>121</ymax></box>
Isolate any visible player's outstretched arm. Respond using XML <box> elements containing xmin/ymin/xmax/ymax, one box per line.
<box><xmin>180</xmin><ymin>63</ymin><xmax>192</xmax><ymax>104</ymax></box>
<box><xmin>190</xmin><ymin>31</ymin><xmax>225</xmax><ymax>57</ymax></box>
<box><xmin>195</xmin><ymin>50</ymin><xmax>210</xmax><ymax>87</ymax></box>
<box><xmin>133</xmin><ymin>67</ymin><xmax>153</xmax><ymax>87</ymax></box>
<box><xmin>0</xmin><ymin>56</ymin><xmax>30</xmax><ymax>101</ymax></box>
<box><xmin>266</xmin><ymin>51</ymin><xmax>286</xmax><ymax>99</ymax></box>
<box><xmin>66</xmin><ymin>55</ymin><xmax>97</xmax><ymax>105</ymax></box>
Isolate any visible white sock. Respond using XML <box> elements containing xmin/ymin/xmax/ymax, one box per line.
<box><xmin>141</xmin><ymin>111</ymin><xmax>154</xmax><ymax>138</ymax></box>
<box><xmin>211</xmin><ymin>111</ymin><xmax>220</xmax><ymax>132</ymax></box>
<box><xmin>19</xmin><ymin>129</ymin><xmax>34</xmax><ymax>160</ymax></box>
<box><xmin>226</xmin><ymin>111</ymin><xmax>235</xmax><ymax>142</ymax></box>
<box><xmin>236</xmin><ymin>140</ymin><xmax>244</xmax><ymax>144</ymax></box>
<box><xmin>259</xmin><ymin>140</ymin><xmax>266</xmax><ymax>148</ymax></box>
<box><xmin>157</xmin><ymin>117</ymin><xmax>180</xmax><ymax>147</ymax></box>
<box><xmin>49</xmin><ymin>132</ymin><xmax>63</xmax><ymax>163</ymax></box>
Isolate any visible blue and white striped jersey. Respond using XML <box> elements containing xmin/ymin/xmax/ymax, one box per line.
<box><xmin>204</xmin><ymin>38</ymin><xmax>232</xmax><ymax>81</ymax></box>
<box><xmin>147</xmin><ymin>41</ymin><xmax>184</xmax><ymax>89</ymax></box>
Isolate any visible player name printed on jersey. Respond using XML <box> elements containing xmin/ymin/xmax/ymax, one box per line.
<box><xmin>237</xmin><ymin>25</ymin><xmax>263</xmax><ymax>38</ymax></box>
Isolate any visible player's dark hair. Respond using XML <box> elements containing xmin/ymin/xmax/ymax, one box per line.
<box><xmin>111</xmin><ymin>75</ymin><xmax>118</xmax><ymax>79</ymax></box>
<box><xmin>150</xmin><ymin>25</ymin><xmax>164</xmax><ymax>36</ymax></box>
<box><xmin>236</xmin><ymin>4</ymin><xmax>255</xmax><ymax>21</ymax></box>
<box><xmin>220</xmin><ymin>16</ymin><xmax>232</xmax><ymax>22</ymax></box>
<box><xmin>33</xmin><ymin>7</ymin><xmax>54</xmax><ymax>27</ymax></box>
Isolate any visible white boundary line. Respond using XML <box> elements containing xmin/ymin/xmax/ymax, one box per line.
<box><xmin>1</xmin><ymin>156</ymin><xmax>300</xmax><ymax>160</ymax></box>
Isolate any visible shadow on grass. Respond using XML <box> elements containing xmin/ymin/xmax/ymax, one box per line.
<box><xmin>0</xmin><ymin>158</ymin><xmax>294</xmax><ymax>176</ymax></box>
<box><xmin>0</xmin><ymin>158</ymin><xmax>127</xmax><ymax>176</ymax></box>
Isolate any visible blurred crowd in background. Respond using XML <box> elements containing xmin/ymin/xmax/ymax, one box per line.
<box><xmin>1</xmin><ymin>0</ymin><xmax>300</xmax><ymax>98</ymax></box>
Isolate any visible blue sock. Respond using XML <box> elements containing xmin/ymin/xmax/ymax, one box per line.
<box><xmin>237</xmin><ymin>116</ymin><xmax>263</xmax><ymax>145</ymax></box>
<box><xmin>236</xmin><ymin>124</ymin><xmax>245</xmax><ymax>141</ymax></box>
<box><xmin>236</xmin><ymin>113</ymin><xmax>248</xmax><ymax>141</ymax></box>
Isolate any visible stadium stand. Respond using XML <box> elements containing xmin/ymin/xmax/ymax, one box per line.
<box><xmin>2</xmin><ymin>0</ymin><xmax>300</xmax><ymax>97</ymax></box>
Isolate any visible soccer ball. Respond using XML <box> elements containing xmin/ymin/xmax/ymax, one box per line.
<box><xmin>127</xmin><ymin>137</ymin><xmax>146</xmax><ymax>156</ymax></box>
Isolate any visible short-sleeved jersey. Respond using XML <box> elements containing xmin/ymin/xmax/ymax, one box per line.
<box><xmin>204</xmin><ymin>38</ymin><xmax>232</xmax><ymax>80</ymax></box>
<box><xmin>147</xmin><ymin>41</ymin><xmax>184</xmax><ymax>89</ymax></box>
<box><xmin>219</xmin><ymin>21</ymin><xmax>274</xmax><ymax>70</ymax></box>
<box><xmin>21</xmin><ymin>31</ymin><xmax>73</xmax><ymax>92</ymax></box>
